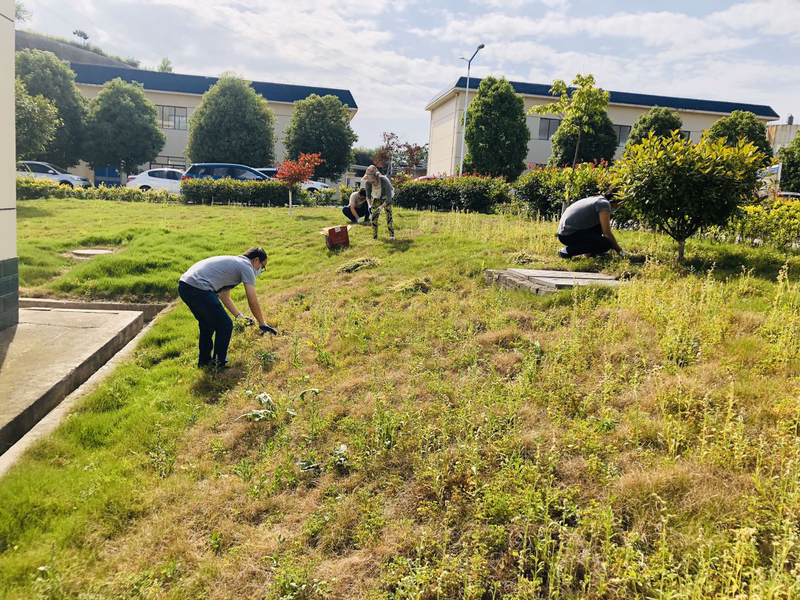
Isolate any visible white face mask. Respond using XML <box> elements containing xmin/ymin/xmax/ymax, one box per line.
<box><xmin>253</xmin><ymin>266</ymin><xmax>263</xmax><ymax>276</ymax></box>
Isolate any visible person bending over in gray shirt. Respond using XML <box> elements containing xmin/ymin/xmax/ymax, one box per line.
<box><xmin>178</xmin><ymin>246</ymin><xmax>277</xmax><ymax>368</ymax></box>
<box><xmin>556</xmin><ymin>187</ymin><xmax>627</xmax><ymax>259</ymax></box>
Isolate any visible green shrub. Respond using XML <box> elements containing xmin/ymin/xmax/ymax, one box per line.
<box><xmin>513</xmin><ymin>163</ymin><xmax>612</xmax><ymax>219</ymax></box>
<box><xmin>17</xmin><ymin>176</ymin><xmax>297</xmax><ymax>207</ymax></box>
<box><xmin>728</xmin><ymin>196</ymin><xmax>800</xmax><ymax>251</ymax></box>
<box><xmin>394</xmin><ymin>176</ymin><xmax>511</xmax><ymax>213</ymax></box>
<box><xmin>180</xmin><ymin>177</ymin><xmax>290</xmax><ymax>206</ymax></box>
<box><xmin>16</xmin><ymin>176</ymin><xmax>178</xmax><ymax>203</ymax></box>
<box><xmin>616</xmin><ymin>132</ymin><xmax>762</xmax><ymax>260</ymax></box>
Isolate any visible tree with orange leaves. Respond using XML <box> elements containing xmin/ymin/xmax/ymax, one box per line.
<box><xmin>276</xmin><ymin>152</ymin><xmax>324</xmax><ymax>215</ymax></box>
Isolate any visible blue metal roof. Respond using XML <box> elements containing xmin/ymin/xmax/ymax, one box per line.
<box><xmin>70</xmin><ymin>62</ymin><xmax>357</xmax><ymax>109</ymax></box>
<box><xmin>428</xmin><ymin>77</ymin><xmax>778</xmax><ymax>119</ymax></box>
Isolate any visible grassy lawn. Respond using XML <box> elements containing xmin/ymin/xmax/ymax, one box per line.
<box><xmin>2</xmin><ymin>198</ymin><xmax>800</xmax><ymax>598</ymax></box>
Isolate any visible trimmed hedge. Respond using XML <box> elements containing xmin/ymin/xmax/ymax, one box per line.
<box><xmin>513</xmin><ymin>163</ymin><xmax>612</xmax><ymax>219</ymax></box>
<box><xmin>16</xmin><ymin>176</ymin><xmax>300</xmax><ymax>207</ymax></box>
<box><xmin>180</xmin><ymin>177</ymin><xmax>293</xmax><ymax>206</ymax></box>
<box><xmin>393</xmin><ymin>176</ymin><xmax>511</xmax><ymax>213</ymax></box>
<box><xmin>16</xmin><ymin>177</ymin><xmax>179</xmax><ymax>202</ymax></box>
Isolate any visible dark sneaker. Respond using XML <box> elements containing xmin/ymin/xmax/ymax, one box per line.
<box><xmin>558</xmin><ymin>248</ymin><xmax>571</xmax><ymax>260</ymax></box>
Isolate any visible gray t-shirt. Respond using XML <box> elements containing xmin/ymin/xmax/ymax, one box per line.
<box><xmin>349</xmin><ymin>191</ymin><xmax>367</xmax><ymax>208</ymax></box>
<box><xmin>179</xmin><ymin>255</ymin><xmax>256</xmax><ymax>293</ymax></box>
<box><xmin>557</xmin><ymin>196</ymin><xmax>611</xmax><ymax>236</ymax></box>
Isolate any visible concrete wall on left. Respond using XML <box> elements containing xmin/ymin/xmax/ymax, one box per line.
<box><xmin>0</xmin><ymin>0</ymin><xmax>19</xmax><ymax>329</ymax></box>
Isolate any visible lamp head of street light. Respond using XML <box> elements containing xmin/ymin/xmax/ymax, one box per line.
<box><xmin>477</xmin><ymin>44</ymin><xmax>485</xmax><ymax>50</ymax></box>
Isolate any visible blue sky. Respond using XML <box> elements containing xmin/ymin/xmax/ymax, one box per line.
<box><xmin>19</xmin><ymin>0</ymin><xmax>800</xmax><ymax>150</ymax></box>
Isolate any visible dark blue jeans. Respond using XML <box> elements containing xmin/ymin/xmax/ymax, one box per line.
<box><xmin>342</xmin><ymin>202</ymin><xmax>369</xmax><ymax>222</ymax></box>
<box><xmin>178</xmin><ymin>281</ymin><xmax>233</xmax><ymax>366</ymax></box>
<box><xmin>557</xmin><ymin>223</ymin><xmax>612</xmax><ymax>257</ymax></box>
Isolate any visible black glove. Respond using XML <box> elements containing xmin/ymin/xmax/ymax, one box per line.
<box><xmin>236</xmin><ymin>314</ymin><xmax>255</xmax><ymax>326</ymax></box>
<box><xmin>259</xmin><ymin>324</ymin><xmax>278</xmax><ymax>335</ymax></box>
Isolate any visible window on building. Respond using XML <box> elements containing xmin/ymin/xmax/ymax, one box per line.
<box><xmin>614</xmin><ymin>124</ymin><xmax>632</xmax><ymax>147</ymax></box>
<box><xmin>156</xmin><ymin>105</ymin><xmax>188</xmax><ymax>130</ymax></box>
<box><xmin>538</xmin><ymin>118</ymin><xmax>561</xmax><ymax>140</ymax></box>
<box><xmin>680</xmin><ymin>130</ymin><xmax>692</xmax><ymax>140</ymax></box>
<box><xmin>150</xmin><ymin>155</ymin><xmax>187</xmax><ymax>169</ymax></box>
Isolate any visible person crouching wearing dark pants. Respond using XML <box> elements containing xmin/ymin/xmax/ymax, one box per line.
<box><xmin>342</xmin><ymin>188</ymin><xmax>370</xmax><ymax>223</ymax></box>
<box><xmin>556</xmin><ymin>187</ymin><xmax>627</xmax><ymax>259</ymax></box>
<box><xmin>178</xmin><ymin>246</ymin><xmax>277</xmax><ymax>369</ymax></box>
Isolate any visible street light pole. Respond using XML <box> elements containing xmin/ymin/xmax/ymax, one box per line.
<box><xmin>458</xmin><ymin>43</ymin><xmax>484</xmax><ymax>176</ymax></box>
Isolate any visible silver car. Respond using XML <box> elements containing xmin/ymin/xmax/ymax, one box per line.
<box><xmin>16</xmin><ymin>161</ymin><xmax>92</xmax><ymax>188</ymax></box>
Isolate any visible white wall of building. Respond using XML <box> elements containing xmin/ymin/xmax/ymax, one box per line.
<box><xmin>428</xmin><ymin>87</ymin><xmax>775</xmax><ymax>176</ymax></box>
<box><xmin>73</xmin><ymin>82</ymin><xmax>356</xmax><ymax>183</ymax></box>
<box><xmin>1</xmin><ymin>0</ymin><xmax>18</xmax><ymax>328</ymax></box>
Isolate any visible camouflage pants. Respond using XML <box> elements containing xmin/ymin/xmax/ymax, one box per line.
<box><xmin>371</xmin><ymin>203</ymin><xmax>394</xmax><ymax>239</ymax></box>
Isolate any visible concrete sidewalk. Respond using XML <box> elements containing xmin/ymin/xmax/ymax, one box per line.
<box><xmin>0</xmin><ymin>307</ymin><xmax>144</xmax><ymax>454</ymax></box>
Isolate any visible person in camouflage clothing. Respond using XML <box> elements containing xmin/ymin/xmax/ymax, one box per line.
<box><xmin>362</xmin><ymin>165</ymin><xmax>395</xmax><ymax>241</ymax></box>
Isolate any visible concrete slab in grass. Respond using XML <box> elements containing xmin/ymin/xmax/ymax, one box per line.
<box><xmin>0</xmin><ymin>307</ymin><xmax>144</xmax><ymax>454</ymax></box>
<box><xmin>486</xmin><ymin>268</ymin><xmax>620</xmax><ymax>294</ymax></box>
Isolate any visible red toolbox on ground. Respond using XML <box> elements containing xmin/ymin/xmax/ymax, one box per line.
<box><xmin>321</xmin><ymin>225</ymin><xmax>351</xmax><ymax>250</ymax></box>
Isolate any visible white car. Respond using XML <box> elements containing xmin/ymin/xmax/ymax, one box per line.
<box><xmin>16</xmin><ymin>161</ymin><xmax>92</xmax><ymax>187</ymax></box>
<box><xmin>126</xmin><ymin>168</ymin><xmax>184</xmax><ymax>192</ymax></box>
<box><xmin>302</xmin><ymin>180</ymin><xmax>330</xmax><ymax>192</ymax></box>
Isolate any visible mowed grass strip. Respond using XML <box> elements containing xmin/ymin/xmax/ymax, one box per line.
<box><xmin>2</xmin><ymin>199</ymin><xmax>800</xmax><ymax>598</ymax></box>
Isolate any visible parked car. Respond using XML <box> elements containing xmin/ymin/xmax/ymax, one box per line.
<box><xmin>777</xmin><ymin>191</ymin><xmax>800</xmax><ymax>199</ymax></box>
<box><xmin>126</xmin><ymin>168</ymin><xmax>184</xmax><ymax>192</ymax></box>
<box><xmin>182</xmin><ymin>163</ymin><xmax>268</xmax><ymax>181</ymax></box>
<box><xmin>256</xmin><ymin>167</ymin><xmax>328</xmax><ymax>191</ymax></box>
<box><xmin>16</xmin><ymin>161</ymin><xmax>92</xmax><ymax>188</ymax></box>
<box><xmin>302</xmin><ymin>180</ymin><xmax>330</xmax><ymax>192</ymax></box>
<box><xmin>256</xmin><ymin>167</ymin><xmax>278</xmax><ymax>179</ymax></box>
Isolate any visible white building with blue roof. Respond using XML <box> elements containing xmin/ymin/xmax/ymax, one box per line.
<box><xmin>426</xmin><ymin>77</ymin><xmax>779</xmax><ymax>176</ymax></box>
<box><xmin>68</xmin><ymin>63</ymin><xmax>358</xmax><ymax>184</ymax></box>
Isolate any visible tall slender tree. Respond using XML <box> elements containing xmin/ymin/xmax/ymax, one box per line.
<box><xmin>626</xmin><ymin>106</ymin><xmax>683</xmax><ymax>149</ymax></box>
<box><xmin>83</xmin><ymin>78</ymin><xmax>165</xmax><ymax>175</ymax></box>
<box><xmin>463</xmin><ymin>76</ymin><xmax>529</xmax><ymax>180</ymax></box>
<box><xmin>706</xmin><ymin>110</ymin><xmax>772</xmax><ymax>166</ymax></box>
<box><xmin>284</xmin><ymin>94</ymin><xmax>357</xmax><ymax>181</ymax></box>
<box><xmin>186</xmin><ymin>75</ymin><xmax>276</xmax><ymax>167</ymax></box>
<box><xmin>529</xmin><ymin>74</ymin><xmax>616</xmax><ymax>168</ymax></box>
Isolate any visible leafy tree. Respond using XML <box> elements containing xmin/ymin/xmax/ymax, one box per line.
<box><xmin>15</xmin><ymin>78</ymin><xmax>60</xmax><ymax>160</ymax></box>
<box><xmin>615</xmin><ymin>131</ymin><xmax>762</xmax><ymax>260</ymax></box>
<box><xmin>157</xmin><ymin>57</ymin><xmax>173</xmax><ymax>73</ymax></box>
<box><xmin>398</xmin><ymin>142</ymin><xmax>428</xmax><ymax>174</ymax></box>
<box><xmin>706</xmin><ymin>110</ymin><xmax>772</xmax><ymax>166</ymax></box>
<box><xmin>15</xmin><ymin>1</ymin><xmax>31</xmax><ymax>22</ymax></box>
<box><xmin>15</xmin><ymin>49</ymin><xmax>87</xmax><ymax>167</ymax></box>
<box><xmin>284</xmin><ymin>94</ymin><xmax>357</xmax><ymax>181</ymax></box>
<box><xmin>276</xmin><ymin>153</ymin><xmax>323</xmax><ymax>215</ymax></box>
<box><xmin>627</xmin><ymin>106</ymin><xmax>683</xmax><ymax>149</ymax></box>
<box><xmin>463</xmin><ymin>76</ymin><xmax>529</xmax><ymax>180</ymax></box>
<box><xmin>72</xmin><ymin>29</ymin><xmax>89</xmax><ymax>45</ymax></box>
<box><xmin>529</xmin><ymin>74</ymin><xmax>616</xmax><ymax>168</ymax></box>
<box><xmin>373</xmin><ymin>132</ymin><xmax>400</xmax><ymax>175</ymax></box>
<box><xmin>83</xmin><ymin>78</ymin><xmax>165</xmax><ymax>175</ymax></box>
<box><xmin>548</xmin><ymin>112</ymin><xmax>617</xmax><ymax>167</ymax></box>
<box><xmin>186</xmin><ymin>75</ymin><xmax>276</xmax><ymax>167</ymax></box>
<box><xmin>353</xmin><ymin>146</ymin><xmax>377</xmax><ymax>167</ymax></box>
<box><xmin>778</xmin><ymin>134</ymin><xmax>800</xmax><ymax>192</ymax></box>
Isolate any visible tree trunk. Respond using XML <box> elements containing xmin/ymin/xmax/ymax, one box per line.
<box><xmin>677</xmin><ymin>239</ymin><xmax>685</xmax><ymax>262</ymax></box>
<box><xmin>289</xmin><ymin>188</ymin><xmax>293</xmax><ymax>216</ymax></box>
